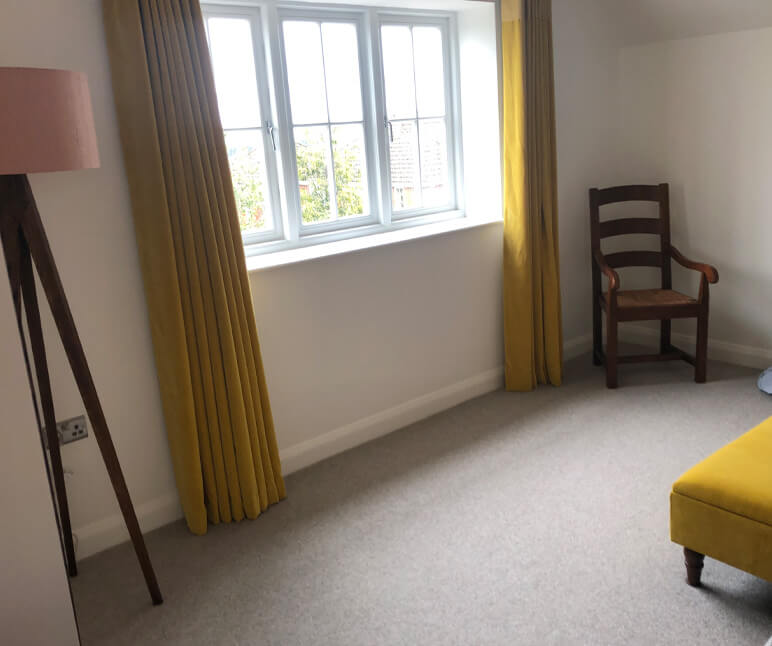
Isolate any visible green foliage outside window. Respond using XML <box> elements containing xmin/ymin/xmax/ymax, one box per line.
<box><xmin>229</xmin><ymin>133</ymin><xmax>365</xmax><ymax>230</ymax></box>
<box><xmin>296</xmin><ymin>137</ymin><xmax>364</xmax><ymax>223</ymax></box>
<box><xmin>333</xmin><ymin>142</ymin><xmax>365</xmax><ymax>219</ymax></box>
<box><xmin>228</xmin><ymin>143</ymin><xmax>266</xmax><ymax>232</ymax></box>
<box><xmin>296</xmin><ymin>142</ymin><xmax>331</xmax><ymax>223</ymax></box>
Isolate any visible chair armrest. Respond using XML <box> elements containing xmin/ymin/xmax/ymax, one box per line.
<box><xmin>593</xmin><ymin>249</ymin><xmax>620</xmax><ymax>291</ymax></box>
<box><xmin>670</xmin><ymin>246</ymin><xmax>719</xmax><ymax>284</ymax></box>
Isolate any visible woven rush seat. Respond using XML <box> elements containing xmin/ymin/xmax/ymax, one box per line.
<box><xmin>602</xmin><ymin>289</ymin><xmax>696</xmax><ymax>309</ymax></box>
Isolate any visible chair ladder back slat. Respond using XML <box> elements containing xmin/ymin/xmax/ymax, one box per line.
<box><xmin>594</xmin><ymin>184</ymin><xmax>663</xmax><ymax>206</ymax></box>
<box><xmin>605</xmin><ymin>250</ymin><xmax>663</xmax><ymax>269</ymax></box>
<box><xmin>589</xmin><ymin>182</ymin><xmax>672</xmax><ymax>277</ymax></box>
<box><xmin>598</xmin><ymin>217</ymin><xmax>661</xmax><ymax>238</ymax></box>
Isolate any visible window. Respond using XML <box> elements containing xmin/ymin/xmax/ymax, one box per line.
<box><xmin>205</xmin><ymin>9</ymin><xmax>282</xmax><ymax>243</ymax></box>
<box><xmin>282</xmin><ymin>18</ymin><xmax>371</xmax><ymax>225</ymax></box>
<box><xmin>381</xmin><ymin>22</ymin><xmax>452</xmax><ymax>214</ymax></box>
<box><xmin>202</xmin><ymin>3</ymin><xmax>462</xmax><ymax>255</ymax></box>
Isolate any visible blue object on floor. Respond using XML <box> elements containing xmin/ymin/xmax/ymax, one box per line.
<box><xmin>759</xmin><ymin>368</ymin><xmax>772</xmax><ymax>395</ymax></box>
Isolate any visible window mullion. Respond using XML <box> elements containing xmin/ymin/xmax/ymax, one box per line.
<box><xmin>410</xmin><ymin>27</ymin><xmax>424</xmax><ymax>208</ymax></box>
<box><xmin>325</xmin><ymin>123</ymin><xmax>338</xmax><ymax>220</ymax></box>
<box><xmin>369</xmin><ymin>9</ymin><xmax>392</xmax><ymax>226</ymax></box>
<box><xmin>267</xmin><ymin>4</ymin><xmax>301</xmax><ymax>242</ymax></box>
<box><xmin>317</xmin><ymin>23</ymin><xmax>339</xmax><ymax>221</ymax></box>
<box><xmin>357</xmin><ymin>10</ymin><xmax>381</xmax><ymax>225</ymax></box>
<box><xmin>446</xmin><ymin>13</ymin><xmax>464</xmax><ymax>214</ymax></box>
<box><xmin>243</xmin><ymin>10</ymin><xmax>285</xmax><ymax>240</ymax></box>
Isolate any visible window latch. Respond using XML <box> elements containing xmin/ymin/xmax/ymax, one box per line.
<box><xmin>384</xmin><ymin>118</ymin><xmax>394</xmax><ymax>143</ymax></box>
<box><xmin>266</xmin><ymin>121</ymin><xmax>277</xmax><ymax>151</ymax></box>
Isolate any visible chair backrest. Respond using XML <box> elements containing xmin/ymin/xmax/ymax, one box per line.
<box><xmin>589</xmin><ymin>183</ymin><xmax>672</xmax><ymax>290</ymax></box>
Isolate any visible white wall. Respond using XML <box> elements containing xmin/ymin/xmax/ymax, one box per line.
<box><xmin>552</xmin><ymin>0</ymin><xmax>628</xmax><ymax>343</ymax></box>
<box><xmin>596</xmin><ymin>0</ymin><xmax>772</xmax><ymax>47</ymax></box>
<box><xmin>0</xmin><ymin>0</ymin><xmax>504</xmax><ymax>558</ymax></box>
<box><xmin>0</xmin><ymin>250</ymin><xmax>79</xmax><ymax>645</ymax></box>
<box><xmin>618</xmin><ymin>27</ymin><xmax>772</xmax><ymax>365</ymax></box>
<box><xmin>252</xmin><ymin>222</ymin><xmax>503</xmax><ymax>468</ymax></box>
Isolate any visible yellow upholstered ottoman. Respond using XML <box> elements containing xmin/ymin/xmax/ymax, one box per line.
<box><xmin>670</xmin><ymin>416</ymin><xmax>772</xmax><ymax>586</ymax></box>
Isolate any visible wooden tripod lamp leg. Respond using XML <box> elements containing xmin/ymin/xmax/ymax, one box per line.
<box><xmin>1</xmin><ymin>215</ymin><xmax>78</xmax><ymax>577</ymax></box>
<box><xmin>6</xmin><ymin>175</ymin><xmax>163</xmax><ymax>605</ymax></box>
<box><xmin>18</xmin><ymin>231</ymin><xmax>80</xmax><ymax>577</ymax></box>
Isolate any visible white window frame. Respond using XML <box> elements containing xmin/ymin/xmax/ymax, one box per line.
<box><xmin>202</xmin><ymin>4</ymin><xmax>286</xmax><ymax>246</ymax></box>
<box><xmin>276</xmin><ymin>6</ymin><xmax>380</xmax><ymax>237</ymax></box>
<box><xmin>375</xmin><ymin>12</ymin><xmax>463</xmax><ymax>223</ymax></box>
<box><xmin>201</xmin><ymin>1</ymin><xmax>465</xmax><ymax>257</ymax></box>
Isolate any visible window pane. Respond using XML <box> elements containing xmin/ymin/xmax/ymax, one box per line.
<box><xmin>284</xmin><ymin>21</ymin><xmax>328</xmax><ymax>125</ymax></box>
<box><xmin>207</xmin><ymin>17</ymin><xmax>261</xmax><ymax>129</ymax></box>
<box><xmin>295</xmin><ymin>126</ymin><xmax>333</xmax><ymax>223</ymax></box>
<box><xmin>389</xmin><ymin>120</ymin><xmax>421</xmax><ymax>211</ymax></box>
<box><xmin>381</xmin><ymin>25</ymin><xmax>416</xmax><ymax>120</ymax></box>
<box><xmin>332</xmin><ymin>124</ymin><xmax>368</xmax><ymax>217</ymax></box>
<box><xmin>321</xmin><ymin>23</ymin><xmax>363</xmax><ymax>123</ymax></box>
<box><xmin>224</xmin><ymin>130</ymin><xmax>272</xmax><ymax>233</ymax></box>
<box><xmin>419</xmin><ymin>118</ymin><xmax>450</xmax><ymax>207</ymax></box>
<box><xmin>413</xmin><ymin>26</ymin><xmax>446</xmax><ymax>118</ymax></box>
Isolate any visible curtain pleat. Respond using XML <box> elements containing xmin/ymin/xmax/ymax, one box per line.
<box><xmin>501</xmin><ymin>0</ymin><xmax>563</xmax><ymax>391</ymax></box>
<box><xmin>102</xmin><ymin>0</ymin><xmax>285</xmax><ymax>534</ymax></box>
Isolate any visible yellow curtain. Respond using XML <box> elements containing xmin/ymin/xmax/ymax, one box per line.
<box><xmin>501</xmin><ymin>0</ymin><xmax>563</xmax><ymax>391</ymax></box>
<box><xmin>102</xmin><ymin>0</ymin><xmax>285</xmax><ymax>534</ymax></box>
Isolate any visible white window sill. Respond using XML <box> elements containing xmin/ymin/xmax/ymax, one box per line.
<box><xmin>245</xmin><ymin>215</ymin><xmax>503</xmax><ymax>272</ymax></box>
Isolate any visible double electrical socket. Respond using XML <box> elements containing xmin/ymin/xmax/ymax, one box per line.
<box><xmin>56</xmin><ymin>415</ymin><xmax>88</xmax><ymax>445</ymax></box>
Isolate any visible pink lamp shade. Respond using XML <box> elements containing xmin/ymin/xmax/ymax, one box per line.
<box><xmin>0</xmin><ymin>67</ymin><xmax>100</xmax><ymax>175</ymax></box>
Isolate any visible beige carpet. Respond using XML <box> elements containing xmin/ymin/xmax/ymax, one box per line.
<box><xmin>71</xmin><ymin>353</ymin><xmax>772</xmax><ymax>645</ymax></box>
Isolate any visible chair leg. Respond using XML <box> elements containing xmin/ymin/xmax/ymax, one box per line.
<box><xmin>592</xmin><ymin>299</ymin><xmax>602</xmax><ymax>366</ymax></box>
<box><xmin>660</xmin><ymin>319</ymin><xmax>671</xmax><ymax>353</ymax></box>
<box><xmin>695</xmin><ymin>313</ymin><xmax>708</xmax><ymax>383</ymax></box>
<box><xmin>605</xmin><ymin>312</ymin><xmax>618</xmax><ymax>389</ymax></box>
<box><xmin>684</xmin><ymin>547</ymin><xmax>704</xmax><ymax>587</ymax></box>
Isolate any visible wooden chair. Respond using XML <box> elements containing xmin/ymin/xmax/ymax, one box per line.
<box><xmin>589</xmin><ymin>183</ymin><xmax>719</xmax><ymax>388</ymax></box>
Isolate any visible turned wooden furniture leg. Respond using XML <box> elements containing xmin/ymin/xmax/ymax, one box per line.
<box><xmin>1</xmin><ymin>174</ymin><xmax>163</xmax><ymax>605</ymax></box>
<box><xmin>660</xmin><ymin>319</ymin><xmax>671</xmax><ymax>354</ymax></box>
<box><xmin>695</xmin><ymin>275</ymin><xmax>710</xmax><ymax>384</ymax></box>
<box><xmin>592</xmin><ymin>265</ymin><xmax>603</xmax><ymax>366</ymax></box>
<box><xmin>592</xmin><ymin>302</ymin><xmax>603</xmax><ymax>366</ymax></box>
<box><xmin>695</xmin><ymin>313</ymin><xmax>708</xmax><ymax>384</ymax></box>
<box><xmin>605</xmin><ymin>308</ymin><xmax>618</xmax><ymax>389</ymax></box>
<box><xmin>684</xmin><ymin>547</ymin><xmax>705</xmax><ymax>586</ymax></box>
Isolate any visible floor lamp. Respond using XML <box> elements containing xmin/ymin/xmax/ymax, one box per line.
<box><xmin>0</xmin><ymin>67</ymin><xmax>162</xmax><ymax>605</ymax></box>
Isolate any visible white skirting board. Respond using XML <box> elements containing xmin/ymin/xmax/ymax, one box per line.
<box><xmin>74</xmin><ymin>492</ymin><xmax>183</xmax><ymax>560</ymax></box>
<box><xmin>69</xmin><ymin>332</ymin><xmax>599</xmax><ymax>559</ymax></box>
<box><xmin>564</xmin><ymin>334</ymin><xmax>593</xmax><ymax>361</ymax></box>
<box><xmin>279</xmin><ymin>367</ymin><xmax>505</xmax><ymax>475</ymax></box>
<box><xmin>75</xmin><ymin>328</ymin><xmax>770</xmax><ymax>558</ymax></box>
<box><xmin>622</xmin><ymin>324</ymin><xmax>772</xmax><ymax>371</ymax></box>
<box><xmin>549</xmin><ymin>327</ymin><xmax>772</xmax><ymax>372</ymax></box>
<box><xmin>281</xmin><ymin>333</ymin><xmax>592</xmax><ymax>475</ymax></box>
